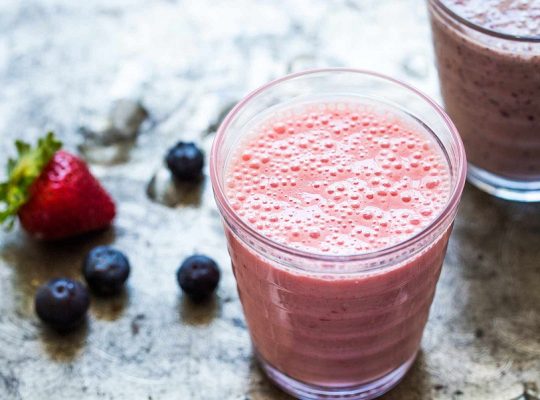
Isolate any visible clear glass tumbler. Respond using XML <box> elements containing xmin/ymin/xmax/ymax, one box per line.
<box><xmin>428</xmin><ymin>0</ymin><xmax>540</xmax><ymax>201</ymax></box>
<box><xmin>210</xmin><ymin>69</ymin><xmax>466</xmax><ymax>400</ymax></box>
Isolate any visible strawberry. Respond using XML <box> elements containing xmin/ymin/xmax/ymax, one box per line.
<box><xmin>0</xmin><ymin>132</ymin><xmax>116</xmax><ymax>240</ymax></box>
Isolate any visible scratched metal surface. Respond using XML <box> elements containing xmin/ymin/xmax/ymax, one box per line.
<box><xmin>0</xmin><ymin>1</ymin><xmax>539</xmax><ymax>399</ymax></box>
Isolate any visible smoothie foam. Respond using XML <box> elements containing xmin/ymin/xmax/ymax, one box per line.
<box><xmin>443</xmin><ymin>0</ymin><xmax>540</xmax><ymax>37</ymax></box>
<box><xmin>225</xmin><ymin>100</ymin><xmax>451</xmax><ymax>256</ymax></box>
<box><xmin>223</xmin><ymin>98</ymin><xmax>453</xmax><ymax>386</ymax></box>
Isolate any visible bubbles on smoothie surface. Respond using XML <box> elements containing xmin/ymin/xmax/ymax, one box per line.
<box><xmin>224</xmin><ymin>100</ymin><xmax>451</xmax><ymax>255</ymax></box>
<box><xmin>442</xmin><ymin>0</ymin><xmax>540</xmax><ymax>37</ymax></box>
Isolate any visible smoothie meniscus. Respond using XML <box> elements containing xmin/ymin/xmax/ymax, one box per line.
<box><xmin>210</xmin><ymin>69</ymin><xmax>466</xmax><ymax>400</ymax></box>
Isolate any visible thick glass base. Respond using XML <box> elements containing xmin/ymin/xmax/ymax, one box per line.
<box><xmin>468</xmin><ymin>164</ymin><xmax>540</xmax><ymax>202</ymax></box>
<box><xmin>257</xmin><ymin>353</ymin><xmax>417</xmax><ymax>400</ymax></box>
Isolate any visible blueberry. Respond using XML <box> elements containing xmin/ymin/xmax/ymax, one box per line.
<box><xmin>177</xmin><ymin>255</ymin><xmax>220</xmax><ymax>301</ymax></box>
<box><xmin>165</xmin><ymin>142</ymin><xmax>204</xmax><ymax>181</ymax></box>
<box><xmin>35</xmin><ymin>278</ymin><xmax>90</xmax><ymax>331</ymax></box>
<box><xmin>83</xmin><ymin>246</ymin><xmax>130</xmax><ymax>295</ymax></box>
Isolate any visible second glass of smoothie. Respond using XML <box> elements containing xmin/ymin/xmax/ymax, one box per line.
<box><xmin>428</xmin><ymin>0</ymin><xmax>540</xmax><ymax>201</ymax></box>
<box><xmin>210</xmin><ymin>69</ymin><xmax>466</xmax><ymax>399</ymax></box>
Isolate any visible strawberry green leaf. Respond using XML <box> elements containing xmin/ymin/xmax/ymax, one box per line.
<box><xmin>0</xmin><ymin>132</ymin><xmax>62</xmax><ymax>229</ymax></box>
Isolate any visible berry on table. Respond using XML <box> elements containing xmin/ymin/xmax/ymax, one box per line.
<box><xmin>34</xmin><ymin>278</ymin><xmax>90</xmax><ymax>331</ymax></box>
<box><xmin>83</xmin><ymin>246</ymin><xmax>131</xmax><ymax>295</ymax></box>
<box><xmin>0</xmin><ymin>132</ymin><xmax>116</xmax><ymax>240</ymax></box>
<box><xmin>165</xmin><ymin>142</ymin><xmax>204</xmax><ymax>181</ymax></box>
<box><xmin>177</xmin><ymin>255</ymin><xmax>220</xmax><ymax>302</ymax></box>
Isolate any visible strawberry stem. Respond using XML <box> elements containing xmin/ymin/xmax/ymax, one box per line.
<box><xmin>0</xmin><ymin>132</ymin><xmax>62</xmax><ymax>229</ymax></box>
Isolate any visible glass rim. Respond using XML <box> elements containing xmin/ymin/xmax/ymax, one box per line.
<box><xmin>210</xmin><ymin>68</ymin><xmax>467</xmax><ymax>265</ymax></box>
<box><xmin>429</xmin><ymin>0</ymin><xmax>540</xmax><ymax>43</ymax></box>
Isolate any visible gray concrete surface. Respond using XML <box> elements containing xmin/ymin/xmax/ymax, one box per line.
<box><xmin>0</xmin><ymin>0</ymin><xmax>538</xmax><ymax>399</ymax></box>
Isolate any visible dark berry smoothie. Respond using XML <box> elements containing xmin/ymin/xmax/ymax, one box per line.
<box><xmin>429</xmin><ymin>0</ymin><xmax>540</xmax><ymax>184</ymax></box>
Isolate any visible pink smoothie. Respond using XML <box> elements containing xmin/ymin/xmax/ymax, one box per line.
<box><xmin>224</xmin><ymin>99</ymin><xmax>452</xmax><ymax>386</ymax></box>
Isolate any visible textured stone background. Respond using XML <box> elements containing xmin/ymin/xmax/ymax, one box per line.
<box><xmin>0</xmin><ymin>1</ymin><xmax>539</xmax><ymax>399</ymax></box>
